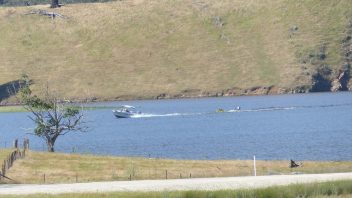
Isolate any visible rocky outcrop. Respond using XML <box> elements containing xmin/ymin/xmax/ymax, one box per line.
<box><xmin>331</xmin><ymin>69</ymin><xmax>349</xmax><ymax>91</ymax></box>
<box><xmin>331</xmin><ymin>79</ymin><xmax>342</xmax><ymax>92</ymax></box>
<box><xmin>306</xmin><ymin>17</ymin><xmax>352</xmax><ymax>92</ymax></box>
<box><xmin>330</xmin><ymin>18</ymin><xmax>352</xmax><ymax>91</ymax></box>
<box><xmin>307</xmin><ymin>44</ymin><xmax>334</xmax><ymax>92</ymax></box>
<box><xmin>153</xmin><ymin>86</ymin><xmax>292</xmax><ymax>100</ymax></box>
<box><xmin>343</xmin><ymin>18</ymin><xmax>352</xmax><ymax>90</ymax></box>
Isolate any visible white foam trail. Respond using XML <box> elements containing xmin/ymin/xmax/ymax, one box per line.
<box><xmin>129</xmin><ymin>106</ymin><xmax>297</xmax><ymax>118</ymax></box>
<box><xmin>227</xmin><ymin>107</ymin><xmax>296</xmax><ymax>113</ymax></box>
<box><xmin>131</xmin><ymin>113</ymin><xmax>200</xmax><ymax>118</ymax></box>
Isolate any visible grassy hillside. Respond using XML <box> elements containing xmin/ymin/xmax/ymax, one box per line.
<box><xmin>0</xmin><ymin>0</ymin><xmax>117</xmax><ymax>6</ymax></box>
<box><xmin>0</xmin><ymin>0</ymin><xmax>116</xmax><ymax>7</ymax></box>
<box><xmin>0</xmin><ymin>0</ymin><xmax>351</xmax><ymax>102</ymax></box>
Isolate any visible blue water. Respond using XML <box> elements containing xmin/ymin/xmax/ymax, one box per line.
<box><xmin>0</xmin><ymin>92</ymin><xmax>352</xmax><ymax>160</ymax></box>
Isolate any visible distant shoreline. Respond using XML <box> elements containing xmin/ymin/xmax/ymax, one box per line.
<box><xmin>0</xmin><ymin>90</ymin><xmax>351</xmax><ymax>111</ymax></box>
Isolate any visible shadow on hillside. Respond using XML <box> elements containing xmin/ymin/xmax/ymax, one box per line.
<box><xmin>0</xmin><ymin>80</ymin><xmax>23</xmax><ymax>102</ymax></box>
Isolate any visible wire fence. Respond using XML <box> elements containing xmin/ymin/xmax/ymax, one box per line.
<box><xmin>0</xmin><ymin>139</ymin><xmax>29</xmax><ymax>182</ymax></box>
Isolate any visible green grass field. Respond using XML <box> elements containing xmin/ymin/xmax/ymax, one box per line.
<box><xmin>0</xmin><ymin>105</ymin><xmax>115</xmax><ymax>113</ymax></box>
<box><xmin>1</xmin><ymin>180</ymin><xmax>352</xmax><ymax>198</ymax></box>
<box><xmin>0</xmin><ymin>106</ymin><xmax>26</xmax><ymax>112</ymax></box>
<box><xmin>0</xmin><ymin>0</ymin><xmax>351</xmax><ymax>102</ymax></box>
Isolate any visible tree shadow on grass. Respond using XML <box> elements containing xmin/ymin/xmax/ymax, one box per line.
<box><xmin>0</xmin><ymin>80</ymin><xmax>24</xmax><ymax>103</ymax></box>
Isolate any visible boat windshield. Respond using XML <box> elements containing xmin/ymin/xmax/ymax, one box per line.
<box><xmin>117</xmin><ymin>105</ymin><xmax>136</xmax><ymax>111</ymax></box>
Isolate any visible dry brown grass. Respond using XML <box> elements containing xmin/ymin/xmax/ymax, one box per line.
<box><xmin>0</xmin><ymin>149</ymin><xmax>15</xmax><ymax>183</ymax></box>
<box><xmin>0</xmin><ymin>0</ymin><xmax>350</xmax><ymax>101</ymax></box>
<box><xmin>0</xmin><ymin>149</ymin><xmax>14</xmax><ymax>166</ymax></box>
<box><xmin>5</xmin><ymin>150</ymin><xmax>352</xmax><ymax>184</ymax></box>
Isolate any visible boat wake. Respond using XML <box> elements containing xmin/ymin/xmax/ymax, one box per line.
<box><xmin>228</xmin><ymin>106</ymin><xmax>296</xmax><ymax>113</ymax></box>
<box><xmin>123</xmin><ymin>102</ymin><xmax>352</xmax><ymax>119</ymax></box>
<box><xmin>226</xmin><ymin>103</ymin><xmax>352</xmax><ymax>113</ymax></box>
<box><xmin>131</xmin><ymin>113</ymin><xmax>202</xmax><ymax>118</ymax></box>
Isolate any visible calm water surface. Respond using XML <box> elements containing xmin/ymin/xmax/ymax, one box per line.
<box><xmin>0</xmin><ymin>92</ymin><xmax>352</xmax><ymax>160</ymax></box>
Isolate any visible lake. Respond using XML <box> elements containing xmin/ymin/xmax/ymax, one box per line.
<box><xmin>0</xmin><ymin>92</ymin><xmax>352</xmax><ymax>160</ymax></box>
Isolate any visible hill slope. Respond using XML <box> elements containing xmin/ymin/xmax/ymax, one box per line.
<box><xmin>0</xmin><ymin>0</ymin><xmax>351</xmax><ymax>102</ymax></box>
<box><xmin>0</xmin><ymin>0</ymin><xmax>116</xmax><ymax>7</ymax></box>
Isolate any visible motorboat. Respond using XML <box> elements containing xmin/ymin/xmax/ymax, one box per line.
<box><xmin>228</xmin><ymin>106</ymin><xmax>241</xmax><ymax>112</ymax></box>
<box><xmin>112</xmin><ymin>105</ymin><xmax>141</xmax><ymax>118</ymax></box>
<box><xmin>216</xmin><ymin>108</ymin><xmax>225</xmax><ymax>113</ymax></box>
<box><xmin>216</xmin><ymin>106</ymin><xmax>241</xmax><ymax>113</ymax></box>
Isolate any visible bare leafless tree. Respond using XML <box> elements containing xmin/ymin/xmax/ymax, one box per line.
<box><xmin>19</xmin><ymin>75</ymin><xmax>86</xmax><ymax>152</ymax></box>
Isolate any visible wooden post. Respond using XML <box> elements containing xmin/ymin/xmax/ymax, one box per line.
<box><xmin>23</xmin><ymin>139</ymin><xmax>29</xmax><ymax>150</ymax></box>
<box><xmin>129</xmin><ymin>174</ymin><xmax>131</xmax><ymax>181</ymax></box>
<box><xmin>76</xmin><ymin>173</ymin><xmax>78</xmax><ymax>183</ymax></box>
<box><xmin>2</xmin><ymin>161</ymin><xmax>5</xmax><ymax>176</ymax></box>
<box><xmin>43</xmin><ymin>174</ymin><xmax>46</xmax><ymax>183</ymax></box>
<box><xmin>189</xmin><ymin>173</ymin><xmax>192</xmax><ymax>178</ymax></box>
<box><xmin>165</xmin><ymin>170</ymin><xmax>168</xmax><ymax>180</ymax></box>
<box><xmin>6</xmin><ymin>157</ymin><xmax>9</xmax><ymax>169</ymax></box>
<box><xmin>180</xmin><ymin>173</ymin><xmax>182</xmax><ymax>179</ymax></box>
<box><xmin>253</xmin><ymin>155</ymin><xmax>257</xmax><ymax>176</ymax></box>
<box><xmin>13</xmin><ymin>139</ymin><xmax>18</xmax><ymax>149</ymax></box>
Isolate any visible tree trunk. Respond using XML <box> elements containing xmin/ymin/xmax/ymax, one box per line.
<box><xmin>51</xmin><ymin>0</ymin><xmax>59</xmax><ymax>8</ymax></box>
<box><xmin>47</xmin><ymin>139</ymin><xmax>55</xmax><ymax>152</ymax></box>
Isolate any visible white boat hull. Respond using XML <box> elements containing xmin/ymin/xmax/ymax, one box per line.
<box><xmin>113</xmin><ymin>110</ymin><xmax>134</xmax><ymax>118</ymax></box>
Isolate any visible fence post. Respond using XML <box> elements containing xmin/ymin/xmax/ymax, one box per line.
<box><xmin>253</xmin><ymin>155</ymin><xmax>257</xmax><ymax>177</ymax></box>
<box><xmin>165</xmin><ymin>170</ymin><xmax>168</xmax><ymax>180</ymax></box>
<box><xmin>13</xmin><ymin>139</ymin><xmax>18</xmax><ymax>149</ymax></box>
<box><xmin>6</xmin><ymin>157</ymin><xmax>9</xmax><ymax>169</ymax></box>
<box><xmin>129</xmin><ymin>174</ymin><xmax>131</xmax><ymax>181</ymax></box>
<box><xmin>189</xmin><ymin>173</ymin><xmax>192</xmax><ymax>178</ymax></box>
<box><xmin>23</xmin><ymin>139</ymin><xmax>29</xmax><ymax>150</ymax></box>
<box><xmin>43</xmin><ymin>174</ymin><xmax>46</xmax><ymax>183</ymax></box>
<box><xmin>2</xmin><ymin>161</ymin><xmax>5</xmax><ymax>176</ymax></box>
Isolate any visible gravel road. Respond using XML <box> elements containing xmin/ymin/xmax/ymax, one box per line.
<box><xmin>1</xmin><ymin>172</ymin><xmax>352</xmax><ymax>195</ymax></box>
